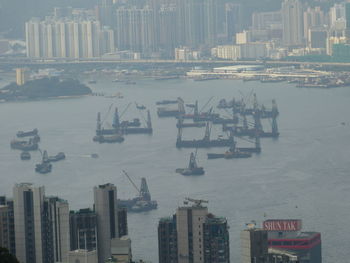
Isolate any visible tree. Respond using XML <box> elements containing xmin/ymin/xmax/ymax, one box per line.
<box><xmin>0</xmin><ymin>247</ymin><xmax>19</xmax><ymax>263</ymax></box>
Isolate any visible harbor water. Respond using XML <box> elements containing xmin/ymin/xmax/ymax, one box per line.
<box><xmin>0</xmin><ymin>74</ymin><xmax>350</xmax><ymax>262</ymax></box>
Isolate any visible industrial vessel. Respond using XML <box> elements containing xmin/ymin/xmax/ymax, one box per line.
<box><xmin>118</xmin><ymin>171</ymin><xmax>157</xmax><ymax>212</ymax></box>
<box><xmin>176</xmin><ymin>152</ymin><xmax>205</xmax><ymax>176</ymax></box>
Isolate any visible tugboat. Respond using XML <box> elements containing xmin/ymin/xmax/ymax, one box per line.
<box><xmin>118</xmin><ymin>170</ymin><xmax>158</xmax><ymax>212</ymax></box>
<box><xmin>176</xmin><ymin>152</ymin><xmax>205</xmax><ymax>176</ymax></box>
<box><xmin>17</xmin><ymin>128</ymin><xmax>38</xmax><ymax>137</ymax></box>
<box><xmin>135</xmin><ymin>103</ymin><xmax>146</xmax><ymax>110</ymax></box>
<box><xmin>11</xmin><ymin>138</ymin><xmax>38</xmax><ymax>151</ymax></box>
<box><xmin>20</xmin><ymin>151</ymin><xmax>31</xmax><ymax>160</ymax></box>
<box><xmin>35</xmin><ymin>150</ymin><xmax>52</xmax><ymax>174</ymax></box>
<box><xmin>207</xmin><ymin>139</ymin><xmax>252</xmax><ymax>159</ymax></box>
<box><xmin>48</xmin><ymin>152</ymin><xmax>65</xmax><ymax>162</ymax></box>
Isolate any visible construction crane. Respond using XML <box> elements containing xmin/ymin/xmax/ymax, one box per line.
<box><xmin>122</xmin><ymin>170</ymin><xmax>151</xmax><ymax>201</ymax></box>
<box><xmin>122</xmin><ymin>170</ymin><xmax>140</xmax><ymax>194</ymax></box>
<box><xmin>185</xmin><ymin>197</ymin><xmax>208</xmax><ymax>207</ymax></box>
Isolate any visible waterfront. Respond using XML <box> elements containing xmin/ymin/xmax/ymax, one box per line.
<box><xmin>0</xmin><ymin>74</ymin><xmax>350</xmax><ymax>262</ymax></box>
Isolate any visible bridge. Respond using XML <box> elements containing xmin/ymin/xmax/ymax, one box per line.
<box><xmin>1</xmin><ymin>57</ymin><xmax>350</xmax><ymax>70</ymax></box>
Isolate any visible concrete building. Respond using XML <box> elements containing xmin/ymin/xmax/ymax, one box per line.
<box><xmin>240</xmin><ymin>224</ymin><xmax>268</xmax><ymax>263</ymax></box>
<box><xmin>115</xmin><ymin>7</ymin><xmax>156</xmax><ymax>53</ymax></box>
<box><xmin>236</xmin><ymin>31</ymin><xmax>252</xmax><ymax>44</ymax></box>
<box><xmin>326</xmin><ymin>36</ymin><xmax>347</xmax><ymax>55</ymax></box>
<box><xmin>225</xmin><ymin>3</ymin><xmax>243</xmax><ymax>42</ymax></box>
<box><xmin>110</xmin><ymin>236</ymin><xmax>132</xmax><ymax>263</ymax></box>
<box><xmin>282</xmin><ymin>0</ymin><xmax>303</xmax><ymax>47</ymax></box>
<box><xmin>68</xmin><ymin>249</ymin><xmax>98</xmax><ymax>263</ymax></box>
<box><xmin>70</xmin><ymin>208</ymin><xmax>97</xmax><ymax>251</ymax></box>
<box><xmin>118</xmin><ymin>206</ymin><xmax>128</xmax><ymax>238</ymax></box>
<box><xmin>212</xmin><ymin>45</ymin><xmax>240</xmax><ymax>60</ymax></box>
<box><xmin>0</xmin><ymin>197</ymin><xmax>15</xmax><ymax>256</ymax></box>
<box><xmin>0</xmin><ymin>205</ymin><xmax>10</xmax><ymax>250</ymax></box>
<box><xmin>252</xmin><ymin>11</ymin><xmax>282</xmax><ymax>31</ymax></box>
<box><xmin>303</xmin><ymin>7</ymin><xmax>326</xmax><ymax>42</ymax></box>
<box><xmin>158</xmin><ymin>216</ymin><xmax>178</xmax><ymax>263</ymax></box>
<box><xmin>263</xmin><ymin>219</ymin><xmax>322</xmax><ymax>263</ymax></box>
<box><xmin>158</xmin><ymin>199</ymin><xmax>230</xmax><ymax>263</ymax></box>
<box><xmin>15</xmin><ymin>68</ymin><xmax>27</xmax><ymax>86</ymax></box>
<box><xmin>11</xmin><ymin>184</ymin><xmax>70</xmax><ymax>263</ymax></box>
<box><xmin>239</xmin><ymin>43</ymin><xmax>268</xmax><ymax>59</ymax></box>
<box><xmin>13</xmin><ymin>183</ymin><xmax>45</xmax><ymax>263</ymax></box>
<box><xmin>25</xmin><ymin>18</ymin><xmax>114</xmax><ymax>59</ymax></box>
<box><xmin>44</xmin><ymin>197</ymin><xmax>70</xmax><ymax>263</ymax></box>
<box><xmin>308</xmin><ymin>29</ymin><xmax>327</xmax><ymax>49</ymax></box>
<box><xmin>329</xmin><ymin>3</ymin><xmax>345</xmax><ymax>27</ymax></box>
<box><xmin>94</xmin><ymin>183</ymin><xmax>119</xmax><ymax>263</ymax></box>
<box><xmin>0</xmin><ymin>39</ymin><xmax>10</xmax><ymax>54</ymax></box>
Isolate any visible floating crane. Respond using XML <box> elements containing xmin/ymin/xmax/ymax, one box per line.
<box><xmin>176</xmin><ymin>151</ymin><xmax>205</xmax><ymax>175</ymax></box>
<box><xmin>118</xmin><ymin>170</ymin><xmax>157</xmax><ymax>212</ymax></box>
<box><xmin>176</xmin><ymin>122</ymin><xmax>233</xmax><ymax>148</ymax></box>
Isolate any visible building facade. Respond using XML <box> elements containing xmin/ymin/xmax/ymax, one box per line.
<box><xmin>94</xmin><ymin>183</ymin><xmax>119</xmax><ymax>263</ymax></box>
<box><xmin>282</xmin><ymin>0</ymin><xmax>303</xmax><ymax>46</ymax></box>
<box><xmin>25</xmin><ymin>18</ymin><xmax>114</xmax><ymax>58</ymax></box>
<box><xmin>240</xmin><ymin>226</ymin><xmax>268</xmax><ymax>263</ymax></box>
<box><xmin>158</xmin><ymin>200</ymin><xmax>230</xmax><ymax>263</ymax></box>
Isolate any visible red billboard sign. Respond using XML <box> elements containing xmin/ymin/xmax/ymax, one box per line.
<box><xmin>263</xmin><ymin>220</ymin><xmax>302</xmax><ymax>232</ymax></box>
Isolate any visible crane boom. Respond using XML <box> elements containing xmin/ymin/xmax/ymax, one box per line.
<box><xmin>122</xmin><ymin>170</ymin><xmax>140</xmax><ymax>194</ymax></box>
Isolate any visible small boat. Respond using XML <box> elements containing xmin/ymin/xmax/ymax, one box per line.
<box><xmin>125</xmin><ymin>80</ymin><xmax>136</xmax><ymax>85</ymax></box>
<box><xmin>112</xmin><ymin>78</ymin><xmax>123</xmax><ymax>83</ymax></box>
<box><xmin>35</xmin><ymin>151</ymin><xmax>52</xmax><ymax>174</ymax></box>
<box><xmin>176</xmin><ymin>152</ymin><xmax>205</xmax><ymax>176</ymax></box>
<box><xmin>136</xmin><ymin>103</ymin><xmax>146</xmax><ymax>110</ymax></box>
<box><xmin>88</xmin><ymin>80</ymin><xmax>97</xmax><ymax>84</ymax></box>
<box><xmin>91</xmin><ymin>153</ymin><xmax>99</xmax><ymax>158</ymax></box>
<box><xmin>20</xmin><ymin>151</ymin><xmax>31</xmax><ymax>160</ymax></box>
<box><xmin>48</xmin><ymin>152</ymin><xmax>65</xmax><ymax>162</ymax></box>
<box><xmin>17</xmin><ymin>128</ymin><xmax>38</xmax><ymax>138</ymax></box>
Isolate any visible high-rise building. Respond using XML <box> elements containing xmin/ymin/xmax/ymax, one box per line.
<box><xmin>13</xmin><ymin>183</ymin><xmax>45</xmax><ymax>263</ymax></box>
<box><xmin>12</xmin><ymin>184</ymin><xmax>70</xmax><ymax>263</ymax></box>
<box><xmin>240</xmin><ymin>224</ymin><xmax>268</xmax><ymax>263</ymax></box>
<box><xmin>70</xmin><ymin>208</ymin><xmax>97</xmax><ymax>251</ymax></box>
<box><xmin>44</xmin><ymin>197</ymin><xmax>70</xmax><ymax>263</ymax></box>
<box><xmin>118</xmin><ymin>206</ymin><xmax>128</xmax><ymax>238</ymax></box>
<box><xmin>263</xmin><ymin>219</ymin><xmax>322</xmax><ymax>263</ymax></box>
<box><xmin>252</xmin><ymin>11</ymin><xmax>282</xmax><ymax>31</ymax></box>
<box><xmin>303</xmin><ymin>7</ymin><xmax>326</xmax><ymax>42</ymax></box>
<box><xmin>225</xmin><ymin>3</ymin><xmax>243</xmax><ymax>43</ymax></box>
<box><xmin>158</xmin><ymin>216</ymin><xmax>178</xmax><ymax>263</ymax></box>
<box><xmin>158</xmin><ymin>199</ymin><xmax>230</xmax><ymax>263</ymax></box>
<box><xmin>203</xmin><ymin>215</ymin><xmax>230</xmax><ymax>263</ymax></box>
<box><xmin>115</xmin><ymin>7</ymin><xmax>156</xmax><ymax>53</ymax></box>
<box><xmin>0</xmin><ymin>205</ymin><xmax>10</xmax><ymax>250</ymax></box>
<box><xmin>0</xmin><ymin>197</ymin><xmax>15</xmax><ymax>256</ymax></box>
<box><xmin>25</xmin><ymin>18</ymin><xmax>114</xmax><ymax>59</ymax></box>
<box><xmin>98</xmin><ymin>0</ymin><xmax>114</xmax><ymax>28</ymax></box>
<box><xmin>94</xmin><ymin>183</ymin><xmax>119</xmax><ymax>263</ymax></box>
<box><xmin>282</xmin><ymin>0</ymin><xmax>303</xmax><ymax>46</ymax></box>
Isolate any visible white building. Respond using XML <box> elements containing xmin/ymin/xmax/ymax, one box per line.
<box><xmin>212</xmin><ymin>45</ymin><xmax>241</xmax><ymax>60</ymax></box>
<box><xmin>25</xmin><ymin>18</ymin><xmax>114</xmax><ymax>59</ymax></box>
